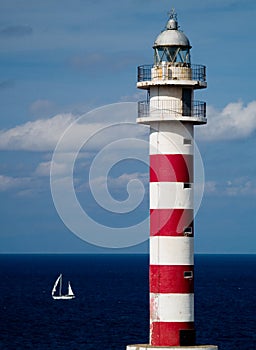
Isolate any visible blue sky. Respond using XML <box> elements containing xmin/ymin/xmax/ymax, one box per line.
<box><xmin>0</xmin><ymin>0</ymin><xmax>256</xmax><ymax>254</ymax></box>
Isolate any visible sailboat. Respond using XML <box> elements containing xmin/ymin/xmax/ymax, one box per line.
<box><xmin>51</xmin><ymin>274</ymin><xmax>75</xmax><ymax>300</ymax></box>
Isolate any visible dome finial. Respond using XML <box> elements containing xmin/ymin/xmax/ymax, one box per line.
<box><xmin>166</xmin><ymin>8</ymin><xmax>178</xmax><ymax>30</ymax></box>
<box><xmin>168</xmin><ymin>8</ymin><xmax>177</xmax><ymax>21</ymax></box>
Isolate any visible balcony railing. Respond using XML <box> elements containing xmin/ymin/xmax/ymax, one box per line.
<box><xmin>137</xmin><ymin>64</ymin><xmax>206</xmax><ymax>83</ymax></box>
<box><xmin>138</xmin><ymin>100</ymin><xmax>206</xmax><ymax>119</ymax></box>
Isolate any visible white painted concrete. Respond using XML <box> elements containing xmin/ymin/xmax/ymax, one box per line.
<box><xmin>150</xmin><ymin>236</ymin><xmax>194</xmax><ymax>265</ymax></box>
<box><xmin>150</xmin><ymin>182</ymin><xmax>193</xmax><ymax>209</ymax></box>
<box><xmin>149</xmin><ymin>122</ymin><xmax>194</xmax><ymax>155</ymax></box>
<box><xmin>127</xmin><ymin>345</ymin><xmax>218</xmax><ymax>350</ymax></box>
<box><xmin>150</xmin><ymin>293</ymin><xmax>194</xmax><ymax>322</ymax></box>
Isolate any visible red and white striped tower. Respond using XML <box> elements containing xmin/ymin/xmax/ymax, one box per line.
<box><xmin>127</xmin><ymin>10</ymin><xmax>218</xmax><ymax>350</ymax></box>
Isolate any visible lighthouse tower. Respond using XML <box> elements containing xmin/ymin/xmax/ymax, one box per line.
<box><xmin>127</xmin><ymin>10</ymin><xmax>218</xmax><ymax>350</ymax></box>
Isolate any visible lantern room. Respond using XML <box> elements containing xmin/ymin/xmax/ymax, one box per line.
<box><xmin>153</xmin><ymin>11</ymin><xmax>191</xmax><ymax>66</ymax></box>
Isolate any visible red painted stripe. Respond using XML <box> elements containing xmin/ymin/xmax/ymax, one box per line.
<box><xmin>150</xmin><ymin>154</ymin><xmax>193</xmax><ymax>183</ymax></box>
<box><xmin>151</xmin><ymin>321</ymin><xmax>195</xmax><ymax>346</ymax></box>
<box><xmin>150</xmin><ymin>265</ymin><xmax>194</xmax><ymax>293</ymax></box>
<box><xmin>150</xmin><ymin>209</ymin><xmax>194</xmax><ymax>236</ymax></box>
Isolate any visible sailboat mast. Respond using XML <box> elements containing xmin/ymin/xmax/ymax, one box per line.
<box><xmin>59</xmin><ymin>274</ymin><xmax>62</xmax><ymax>296</ymax></box>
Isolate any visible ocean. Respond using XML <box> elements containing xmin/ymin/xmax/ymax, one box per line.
<box><xmin>0</xmin><ymin>254</ymin><xmax>255</xmax><ymax>349</ymax></box>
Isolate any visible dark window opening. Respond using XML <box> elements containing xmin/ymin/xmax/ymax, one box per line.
<box><xmin>182</xmin><ymin>88</ymin><xmax>192</xmax><ymax>116</ymax></box>
<box><xmin>184</xmin><ymin>271</ymin><xmax>193</xmax><ymax>279</ymax></box>
<box><xmin>184</xmin><ymin>183</ymin><xmax>191</xmax><ymax>189</ymax></box>
<box><xmin>184</xmin><ymin>138</ymin><xmax>192</xmax><ymax>145</ymax></box>
<box><xmin>180</xmin><ymin>330</ymin><xmax>196</xmax><ymax>346</ymax></box>
<box><xmin>184</xmin><ymin>227</ymin><xmax>193</xmax><ymax>236</ymax></box>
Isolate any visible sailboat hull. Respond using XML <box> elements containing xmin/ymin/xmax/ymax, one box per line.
<box><xmin>52</xmin><ymin>295</ymin><xmax>75</xmax><ymax>300</ymax></box>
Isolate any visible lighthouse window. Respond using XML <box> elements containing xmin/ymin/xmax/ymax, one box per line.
<box><xmin>184</xmin><ymin>138</ymin><xmax>192</xmax><ymax>145</ymax></box>
<box><xmin>183</xmin><ymin>183</ymin><xmax>191</xmax><ymax>189</ymax></box>
<box><xmin>154</xmin><ymin>47</ymin><xmax>177</xmax><ymax>64</ymax></box>
<box><xmin>184</xmin><ymin>271</ymin><xmax>193</xmax><ymax>279</ymax></box>
<box><xmin>178</xmin><ymin>48</ymin><xmax>191</xmax><ymax>64</ymax></box>
<box><xmin>154</xmin><ymin>47</ymin><xmax>191</xmax><ymax>65</ymax></box>
<box><xmin>184</xmin><ymin>227</ymin><xmax>193</xmax><ymax>236</ymax></box>
<box><xmin>182</xmin><ymin>88</ymin><xmax>192</xmax><ymax>116</ymax></box>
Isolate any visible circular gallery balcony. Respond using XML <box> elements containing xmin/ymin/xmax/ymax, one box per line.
<box><xmin>137</xmin><ymin>99</ymin><xmax>207</xmax><ymax>124</ymax></box>
<box><xmin>137</xmin><ymin>63</ymin><xmax>207</xmax><ymax>89</ymax></box>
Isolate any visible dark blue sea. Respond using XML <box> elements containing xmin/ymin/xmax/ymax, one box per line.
<box><xmin>0</xmin><ymin>254</ymin><xmax>255</xmax><ymax>349</ymax></box>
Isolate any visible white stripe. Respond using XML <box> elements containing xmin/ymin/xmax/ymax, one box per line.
<box><xmin>150</xmin><ymin>236</ymin><xmax>194</xmax><ymax>265</ymax></box>
<box><xmin>150</xmin><ymin>121</ymin><xmax>194</xmax><ymax>155</ymax></box>
<box><xmin>150</xmin><ymin>182</ymin><xmax>193</xmax><ymax>209</ymax></box>
<box><xmin>127</xmin><ymin>345</ymin><xmax>218</xmax><ymax>350</ymax></box>
<box><xmin>150</xmin><ymin>293</ymin><xmax>194</xmax><ymax>322</ymax></box>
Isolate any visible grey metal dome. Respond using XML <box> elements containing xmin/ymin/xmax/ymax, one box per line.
<box><xmin>153</xmin><ymin>14</ymin><xmax>191</xmax><ymax>48</ymax></box>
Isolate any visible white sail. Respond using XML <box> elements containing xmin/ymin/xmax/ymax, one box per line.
<box><xmin>68</xmin><ymin>282</ymin><xmax>75</xmax><ymax>296</ymax></box>
<box><xmin>51</xmin><ymin>274</ymin><xmax>62</xmax><ymax>296</ymax></box>
<box><xmin>52</xmin><ymin>274</ymin><xmax>75</xmax><ymax>300</ymax></box>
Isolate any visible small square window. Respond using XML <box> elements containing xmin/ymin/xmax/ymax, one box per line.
<box><xmin>184</xmin><ymin>227</ymin><xmax>193</xmax><ymax>236</ymax></box>
<box><xmin>184</xmin><ymin>271</ymin><xmax>193</xmax><ymax>279</ymax></box>
<box><xmin>184</xmin><ymin>139</ymin><xmax>192</xmax><ymax>145</ymax></box>
<box><xmin>184</xmin><ymin>183</ymin><xmax>191</xmax><ymax>189</ymax></box>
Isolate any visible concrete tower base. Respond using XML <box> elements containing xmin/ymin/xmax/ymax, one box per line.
<box><xmin>127</xmin><ymin>345</ymin><xmax>218</xmax><ymax>350</ymax></box>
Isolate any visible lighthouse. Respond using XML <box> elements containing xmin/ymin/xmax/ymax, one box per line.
<box><xmin>126</xmin><ymin>10</ymin><xmax>218</xmax><ymax>350</ymax></box>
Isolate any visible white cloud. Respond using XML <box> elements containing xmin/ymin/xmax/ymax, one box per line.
<box><xmin>198</xmin><ymin>100</ymin><xmax>256</xmax><ymax>141</ymax></box>
<box><xmin>1</xmin><ymin>99</ymin><xmax>255</xmax><ymax>154</ymax></box>
<box><xmin>34</xmin><ymin>159</ymin><xmax>75</xmax><ymax>177</ymax></box>
<box><xmin>0</xmin><ymin>172</ymin><xmax>54</xmax><ymax>196</ymax></box>
<box><xmin>76</xmin><ymin>172</ymin><xmax>148</xmax><ymax>214</ymax></box>
<box><xmin>0</xmin><ymin>113</ymin><xmax>75</xmax><ymax>151</ymax></box>
<box><xmin>0</xmin><ymin>175</ymin><xmax>29</xmax><ymax>191</ymax></box>
<box><xmin>0</xmin><ymin>103</ymin><xmax>147</xmax><ymax>152</ymax></box>
<box><xmin>34</xmin><ymin>161</ymin><xmax>52</xmax><ymax>177</ymax></box>
<box><xmin>204</xmin><ymin>178</ymin><xmax>256</xmax><ymax>197</ymax></box>
<box><xmin>108</xmin><ymin>172</ymin><xmax>148</xmax><ymax>188</ymax></box>
<box><xmin>77</xmin><ymin>172</ymin><xmax>148</xmax><ymax>192</ymax></box>
<box><xmin>204</xmin><ymin>181</ymin><xmax>217</xmax><ymax>194</ymax></box>
<box><xmin>225</xmin><ymin>178</ymin><xmax>256</xmax><ymax>197</ymax></box>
